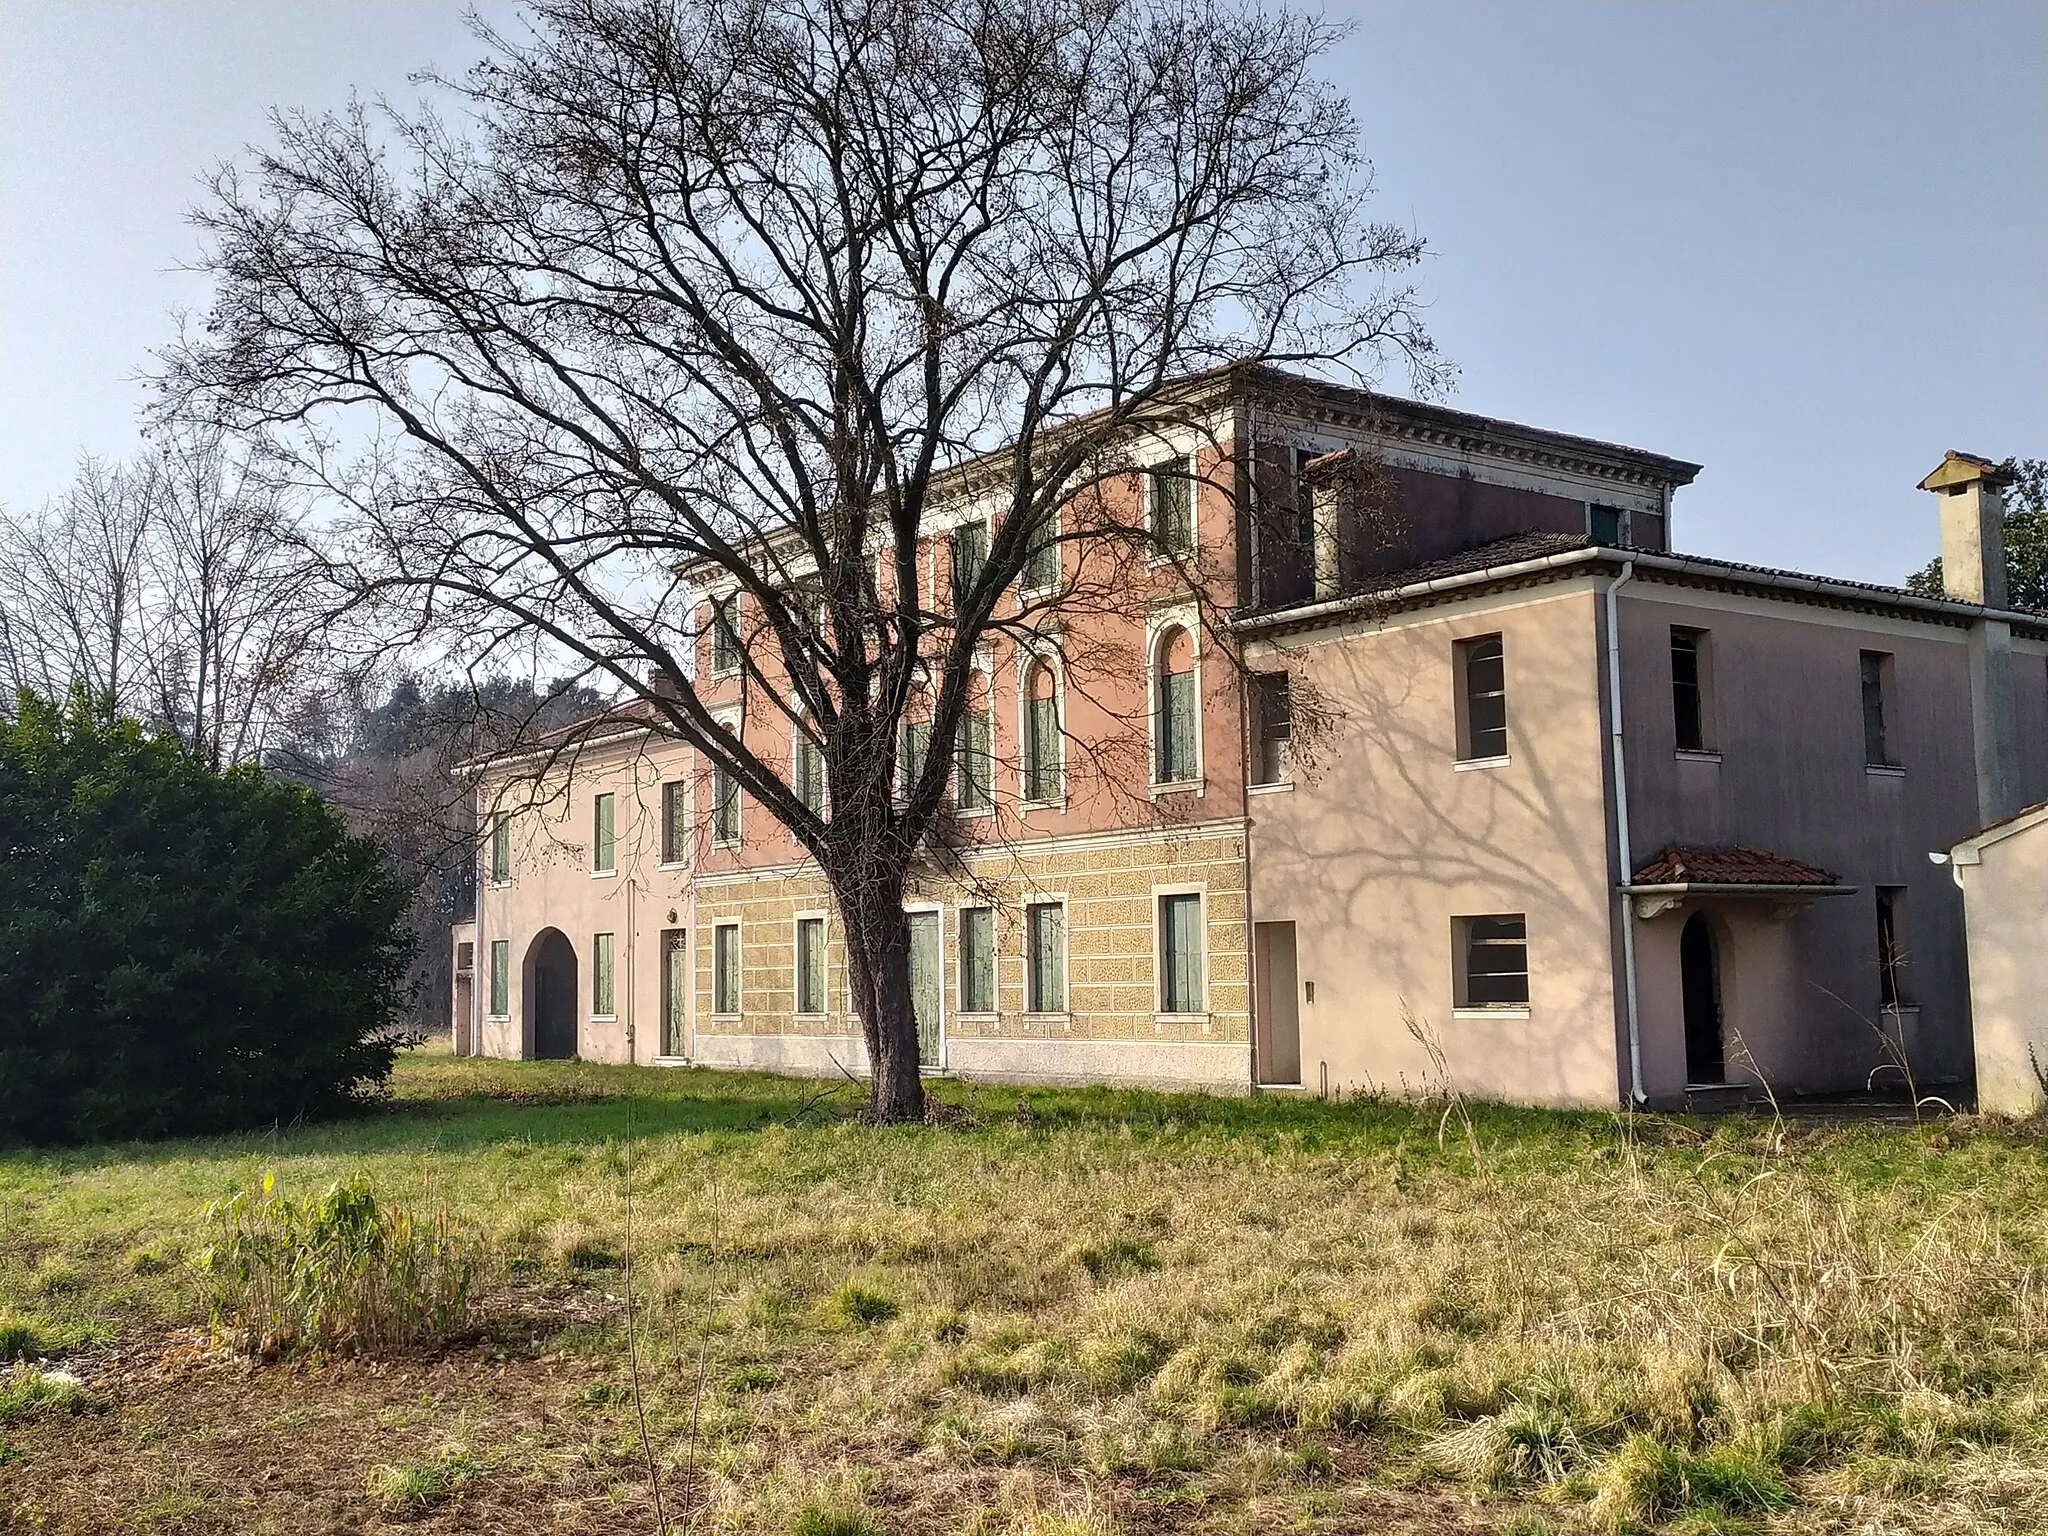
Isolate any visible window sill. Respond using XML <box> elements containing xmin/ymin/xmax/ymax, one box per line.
<box><xmin>591</xmin><ymin>869</ymin><xmax>619</xmax><ymax>880</ymax></box>
<box><xmin>951</xmin><ymin>804</ymin><xmax>996</xmax><ymax>820</ymax></box>
<box><xmin>591</xmin><ymin>1013</ymin><xmax>617</xmax><ymax>1023</ymax></box>
<box><xmin>1018</xmin><ymin>798</ymin><xmax>1067</xmax><ymax>814</ymax></box>
<box><xmin>793</xmin><ymin>1011</ymin><xmax>828</xmax><ymax>1023</ymax></box>
<box><xmin>658</xmin><ymin>860</ymin><xmax>689</xmax><ymax>872</ymax></box>
<box><xmin>486</xmin><ymin>1013</ymin><xmax>511</xmax><ymax>1023</ymax></box>
<box><xmin>1023</xmin><ymin>1011</ymin><xmax>1072</xmax><ymax>1028</ymax></box>
<box><xmin>709</xmin><ymin>1012</ymin><xmax>742</xmax><ymax>1023</ymax></box>
<box><xmin>1146</xmin><ymin>550</ymin><xmax>1195</xmax><ymax>569</ymax></box>
<box><xmin>1017</xmin><ymin>584</ymin><xmax>1058</xmax><ymax>604</ymax></box>
<box><xmin>1866</xmin><ymin>764</ymin><xmax>1906</xmax><ymax>778</ymax></box>
<box><xmin>1453</xmin><ymin>1006</ymin><xmax>1531</xmax><ymax>1020</ymax></box>
<box><xmin>710</xmin><ymin>838</ymin><xmax>741</xmax><ymax>851</ymax></box>
<box><xmin>1454</xmin><ymin>755</ymin><xmax>1512</xmax><ymax>773</ymax></box>
<box><xmin>1149</xmin><ymin>777</ymin><xmax>1205</xmax><ymax>799</ymax></box>
<box><xmin>1880</xmin><ymin>1004</ymin><xmax>1921</xmax><ymax>1016</ymax></box>
<box><xmin>487</xmin><ymin>879</ymin><xmax>511</xmax><ymax>890</ymax></box>
<box><xmin>1247</xmin><ymin>780</ymin><xmax>1294</xmax><ymax>796</ymax></box>
<box><xmin>1675</xmin><ymin>749</ymin><xmax>1723</xmax><ymax>764</ymax></box>
<box><xmin>708</xmin><ymin>666</ymin><xmax>741</xmax><ymax>681</ymax></box>
<box><xmin>1154</xmin><ymin>1011</ymin><xmax>1210</xmax><ymax>1028</ymax></box>
<box><xmin>955</xmin><ymin>1010</ymin><xmax>1000</xmax><ymax>1024</ymax></box>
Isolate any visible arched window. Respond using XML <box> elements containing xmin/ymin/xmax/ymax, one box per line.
<box><xmin>1023</xmin><ymin>659</ymin><xmax>1062</xmax><ymax>804</ymax></box>
<box><xmin>1154</xmin><ymin>625</ymin><xmax>1198</xmax><ymax>784</ymax></box>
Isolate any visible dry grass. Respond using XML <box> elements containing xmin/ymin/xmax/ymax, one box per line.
<box><xmin>2</xmin><ymin>1050</ymin><xmax>2047</xmax><ymax>1533</ymax></box>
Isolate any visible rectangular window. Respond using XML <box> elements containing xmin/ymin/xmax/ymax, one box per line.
<box><xmin>795</xmin><ymin>735</ymin><xmax>825</xmax><ymax>816</ymax></box>
<box><xmin>1022</xmin><ymin>512</ymin><xmax>1059</xmax><ymax>593</ymax></box>
<box><xmin>661</xmin><ymin>781</ymin><xmax>688</xmax><ymax>863</ymax></box>
<box><xmin>1876</xmin><ymin>886</ymin><xmax>1910</xmax><ymax>1008</ymax></box>
<box><xmin>1588</xmin><ymin>504</ymin><xmax>1626</xmax><ymax>545</ymax></box>
<box><xmin>490</xmin><ymin>813</ymin><xmax>510</xmax><ymax>883</ymax></box>
<box><xmin>1293</xmin><ymin>447</ymin><xmax>1318</xmax><ymax>552</ymax></box>
<box><xmin>1456</xmin><ymin>914</ymin><xmax>1529</xmax><ymax>1008</ymax></box>
<box><xmin>1457</xmin><ymin>635</ymin><xmax>1508</xmax><ymax>762</ymax></box>
<box><xmin>1159</xmin><ymin>893</ymin><xmax>1205</xmax><ymax>1013</ymax></box>
<box><xmin>592</xmin><ymin>932</ymin><xmax>615</xmax><ymax>1016</ymax></box>
<box><xmin>1026</xmin><ymin>692</ymin><xmax>1061</xmax><ymax>803</ymax></box>
<box><xmin>957</xmin><ymin>710</ymin><xmax>992</xmax><ymax>810</ymax></box>
<box><xmin>796</xmin><ymin>916</ymin><xmax>826</xmax><ymax>1015</ymax></box>
<box><xmin>900</xmin><ymin>719</ymin><xmax>932</xmax><ymax>801</ymax></box>
<box><xmin>1670</xmin><ymin>627</ymin><xmax>1711</xmax><ymax>753</ymax></box>
<box><xmin>1151</xmin><ymin>461</ymin><xmax>1194</xmax><ymax>554</ymax></box>
<box><xmin>1251</xmin><ymin>673</ymin><xmax>1292</xmax><ymax>785</ymax></box>
<box><xmin>713</xmin><ymin>923</ymin><xmax>741</xmax><ymax>1015</ymax></box>
<box><xmin>1157</xmin><ymin>666</ymin><xmax>1197</xmax><ymax>783</ymax></box>
<box><xmin>960</xmin><ymin>907</ymin><xmax>996</xmax><ymax>1012</ymax></box>
<box><xmin>489</xmin><ymin>939</ymin><xmax>510</xmax><ymax>1017</ymax></box>
<box><xmin>1026</xmin><ymin>901</ymin><xmax>1065</xmax><ymax>1013</ymax></box>
<box><xmin>1860</xmin><ymin>650</ymin><xmax>1896</xmax><ymax>766</ymax></box>
<box><xmin>593</xmin><ymin>792</ymin><xmax>616</xmax><ymax>872</ymax></box>
<box><xmin>952</xmin><ymin>519</ymin><xmax>989</xmax><ymax>602</ymax></box>
<box><xmin>712</xmin><ymin>764</ymin><xmax>740</xmax><ymax>844</ymax></box>
<box><xmin>711</xmin><ymin>595</ymin><xmax>742</xmax><ymax>673</ymax></box>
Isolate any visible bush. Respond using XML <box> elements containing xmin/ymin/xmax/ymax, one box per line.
<box><xmin>0</xmin><ymin>691</ymin><xmax>413</xmax><ymax>1142</ymax></box>
<box><xmin>200</xmin><ymin>1174</ymin><xmax>480</xmax><ymax>1357</ymax></box>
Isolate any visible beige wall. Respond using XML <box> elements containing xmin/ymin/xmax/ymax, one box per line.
<box><xmin>1246</xmin><ymin>580</ymin><xmax>1623</xmax><ymax>1108</ymax></box>
<box><xmin>1959</xmin><ymin>810</ymin><xmax>2048</xmax><ymax>1116</ymax></box>
<box><xmin>471</xmin><ymin>736</ymin><xmax>696</xmax><ymax>1064</ymax></box>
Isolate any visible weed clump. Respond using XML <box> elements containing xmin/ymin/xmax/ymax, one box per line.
<box><xmin>367</xmin><ymin>1444</ymin><xmax>492</xmax><ymax>1510</ymax></box>
<box><xmin>0</xmin><ymin>1364</ymin><xmax>99</xmax><ymax>1425</ymax></box>
<box><xmin>200</xmin><ymin>1174</ymin><xmax>480</xmax><ymax>1359</ymax></box>
<box><xmin>830</xmin><ymin>1282</ymin><xmax>899</xmax><ymax>1327</ymax></box>
<box><xmin>1589</xmin><ymin>1433</ymin><xmax>1790</xmax><ymax>1531</ymax></box>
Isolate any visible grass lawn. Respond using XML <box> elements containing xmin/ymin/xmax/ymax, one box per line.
<box><xmin>3</xmin><ymin>1049</ymin><xmax>2047</xmax><ymax>1534</ymax></box>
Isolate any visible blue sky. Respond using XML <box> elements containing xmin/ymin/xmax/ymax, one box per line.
<box><xmin>2</xmin><ymin>1</ymin><xmax>2042</xmax><ymax>585</ymax></box>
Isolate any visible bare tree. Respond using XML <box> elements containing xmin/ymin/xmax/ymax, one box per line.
<box><xmin>167</xmin><ymin>0</ymin><xmax>1437</xmax><ymax>1120</ymax></box>
<box><xmin>0</xmin><ymin>428</ymin><xmax>323</xmax><ymax>768</ymax></box>
<box><xmin>0</xmin><ymin>456</ymin><xmax>154</xmax><ymax>710</ymax></box>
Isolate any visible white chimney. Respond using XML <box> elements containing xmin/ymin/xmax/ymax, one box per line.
<box><xmin>1920</xmin><ymin>451</ymin><xmax>2018</xmax><ymax>822</ymax></box>
<box><xmin>1919</xmin><ymin>450</ymin><xmax>2009</xmax><ymax>609</ymax></box>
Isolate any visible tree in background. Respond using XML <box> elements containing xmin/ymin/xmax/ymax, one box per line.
<box><xmin>0</xmin><ymin>426</ymin><xmax>322</xmax><ymax>767</ymax></box>
<box><xmin>271</xmin><ymin>673</ymin><xmax>611</xmax><ymax>1032</ymax></box>
<box><xmin>170</xmin><ymin>0</ymin><xmax>1438</xmax><ymax>1121</ymax></box>
<box><xmin>0</xmin><ymin>690</ymin><xmax>413</xmax><ymax>1144</ymax></box>
<box><xmin>1909</xmin><ymin>457</ymin><xmax>2047</xmax><ymax>611</ymax></box>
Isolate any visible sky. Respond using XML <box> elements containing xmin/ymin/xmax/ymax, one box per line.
<box><xmin>2</xmin><ymin>0</ymin><xmax>2042</xmax><ymax>587</ymax></box>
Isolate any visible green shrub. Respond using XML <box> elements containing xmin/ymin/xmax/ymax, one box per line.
<box><xmin>1591</xmin><ymin>1434</ymin><xmax>1791</xmax><ymax>1532</ymax></box>
<box><xmin>0</xmin><ymin>691</ymin><xmax>413</xmax><ymax>1143</ymax></box>
<box><xmin>200</xmin><ymin>1174</ymin><xmax>480</xmax><ymax>1357</ymax></box>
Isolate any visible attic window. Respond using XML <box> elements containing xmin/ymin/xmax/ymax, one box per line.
<box><xmin>1588</xmin><ymin>505</ymin><xmax>1626</xmax><ymax>545</ymax></box>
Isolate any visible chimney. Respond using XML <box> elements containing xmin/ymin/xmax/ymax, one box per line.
<box><xmin>1918</xmin><ymin>450</ymin><xmax>2009</xmax><ymax>608</ymax></box>
<box><xmin>1920</xmin><ymin>451</ymin><xmax>2018</xmax><ymax>822</ymax></box>
<box><xmin>647</xmin><ymin>665</ymin><xmax>680</xmax><ymax>700</ymax></box>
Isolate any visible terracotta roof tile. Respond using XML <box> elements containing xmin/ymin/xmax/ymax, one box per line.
<box><xmin>1632</xmin><ymin>844</ymin><xmax>1842</xmax><ymax>887</ymax></box>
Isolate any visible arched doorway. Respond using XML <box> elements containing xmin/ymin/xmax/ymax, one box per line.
<box><xmin>1680</xmin><ymin>913</ymin><xmax>1724</xmax><ymax>1084</ymax></box>
<box><xmin>525</xmin><ymin>929</ymin><xmax>579</xmax><ymax>1060</ymax></box>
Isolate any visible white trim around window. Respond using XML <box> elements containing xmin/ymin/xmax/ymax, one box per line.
<box><xmin>1145</xmin><ymin>601</ymin><xmax>1204</xmax><ymax>792</ymax></box>
<box><xmin>1144</xmin><ymin>451</ymin><xmax>1199</xmax><ymax>564</ymax></box>
<box><xmin>792</xmin><ymin>911</ymin><xmax>829</xmax><ymax>1019</ymax></box>
<box><xmin>710</xmin><ymin>919</ymin><xmax>744</xmax><ymax>1018</ymax></box>
<box><xmin>1021</xmin><ymin>891</ymin><xmax>1071</xmax><ymax>1021</ymax></box>
<box><xmin>1150</xmin><ymin>881</ymin><xmax>1210</xmax><ymax>1024</ymax></box>
<box><xmin>1016</xmin><ymin>644</ymin><xmax>1068</xmax><ymax>811</ymax></box>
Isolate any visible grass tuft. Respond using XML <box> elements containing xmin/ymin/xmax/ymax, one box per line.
<box><xmin>0</xmin><ymin>1364</ymin><xmax>100</xmax><ymax>1425</ymax></box>
<box><xmin>1590</xmin><ymin>1433</ymin><xmax>1791</xmax><ymax>1531</ymax></box>
<box><xmin>366</xmin><ymin>1444</ymin><xmax>492</xmax><ymax>1510</ymax></box>
<box><xmin>791</xmin><ymin>1501</ymin><xmax>885</xmax><ymax>1536</ymax></box>
<box><xmin>829</xmin><ymin>1282</ymin><xmax>899</xmax><ymax>1327</ymax></box>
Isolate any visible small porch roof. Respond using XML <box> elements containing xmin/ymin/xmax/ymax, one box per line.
<box><xmin>1622</xmin><ymin>844</ymin><xmax>1857</xmax><ymax>920</ymax></box>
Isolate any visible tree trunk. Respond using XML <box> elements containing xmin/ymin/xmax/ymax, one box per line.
<box><xmin>831</xmin><ymin>867</ymin><xmax>926</xmax><ymax>1123</ymax></box>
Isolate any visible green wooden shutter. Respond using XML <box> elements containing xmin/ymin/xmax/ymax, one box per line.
<box><xmin>959</xmin><ymin>712</ymin><xmax>992</xmax><ymax>809</ymax></box>
<box><xmin>1028</xmin><ymin>694</ymin><xmax>1060</xmax><ymax>802</ymax></box>
<box><xmin>490</xmin><ymin>815</ymin><xmax>510</xmax><ymax>882</ymax></box>
<box><xmin>961</xmin><ymin>908</ymin><xmax>995</xmax><ymax>1012</ymax></box>
<box><xmin>902</xmin><ymin>720</ymin><xmax>932</xmax><ymax>800</ymax></box>
<box><xmin>797</xmin><ymin>918</ymin><xmax>825</xmax><ymax>1014</ymax></box>
<box><xmin>1028</xmin><ymin>903</ymin><xmax>1065</xmax><ymax>1012</ymax></box>
<box><xmin>663</xmin><ymin>782</ymin><xmax>687</xmax><ymax>862</ymax></box>
<box><xmin>714</xmin><ymin>768</ymin><xmax>739</xmax><ymax>842</ymax></box>
<box><xmin>489</xmin><ymin>939</ymin><xmax>509</xmax><ymax>1016</ymax></box>
<box><xmin>714</xmin><ymin>925</ymin><xmax>740</xmax><ymax>1014</ymax></box>
<box><xmin>1158</xmin><ymin>669</ymin><xmax>1196</xmax><ymax>782</ymax></box>
<box><xmin>593</xmin><ymin>932</ymin><xmax>615</xmax><ymax>1015</ymax></box>
<box><xmin>594</xmin><ymin>794</ymin><xmax>615</xmax><ymax>871</ymax></box>
<box><xmin>796</xmin><ymin>738</ymin><xmax>824</xmax><ymax>814</ymax></box>
<box><xmin>1161</xmin><ymin>894</ymin><xmax>1203</xmax><ymax>1012</ymax></box>
<box><xmin>909</xmin><ymin>912</ymin><xmax>941</xmax><ymax>1067</ymax></box>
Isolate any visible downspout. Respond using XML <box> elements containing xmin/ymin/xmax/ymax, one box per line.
<box><xmin>1605</xmin><ymin>561</ymin><xmax>1647</xmax><ymax>1104</ymax></box>
<box><xmin>624</xmin><ymin>874</ymin><xmax>637</xmax><ymax>1064</ymax></box>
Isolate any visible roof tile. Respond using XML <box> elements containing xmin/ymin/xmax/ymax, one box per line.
<box><xmin>1631</xmin><ymin>844</ymin><xmax>1842</xmax><ymax>887</ymax></box>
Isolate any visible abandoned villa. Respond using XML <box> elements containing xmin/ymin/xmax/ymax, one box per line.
<box><xmin>450</xmin><ymin>369</ymin><xmax>2048</xmax><ymax>1111</ymax></box>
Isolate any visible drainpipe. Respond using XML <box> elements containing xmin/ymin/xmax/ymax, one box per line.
<box><xmin>1605</xmin><ymin>561</ymin><xmax>1647</xmax><ymax>1104</ymax></box>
